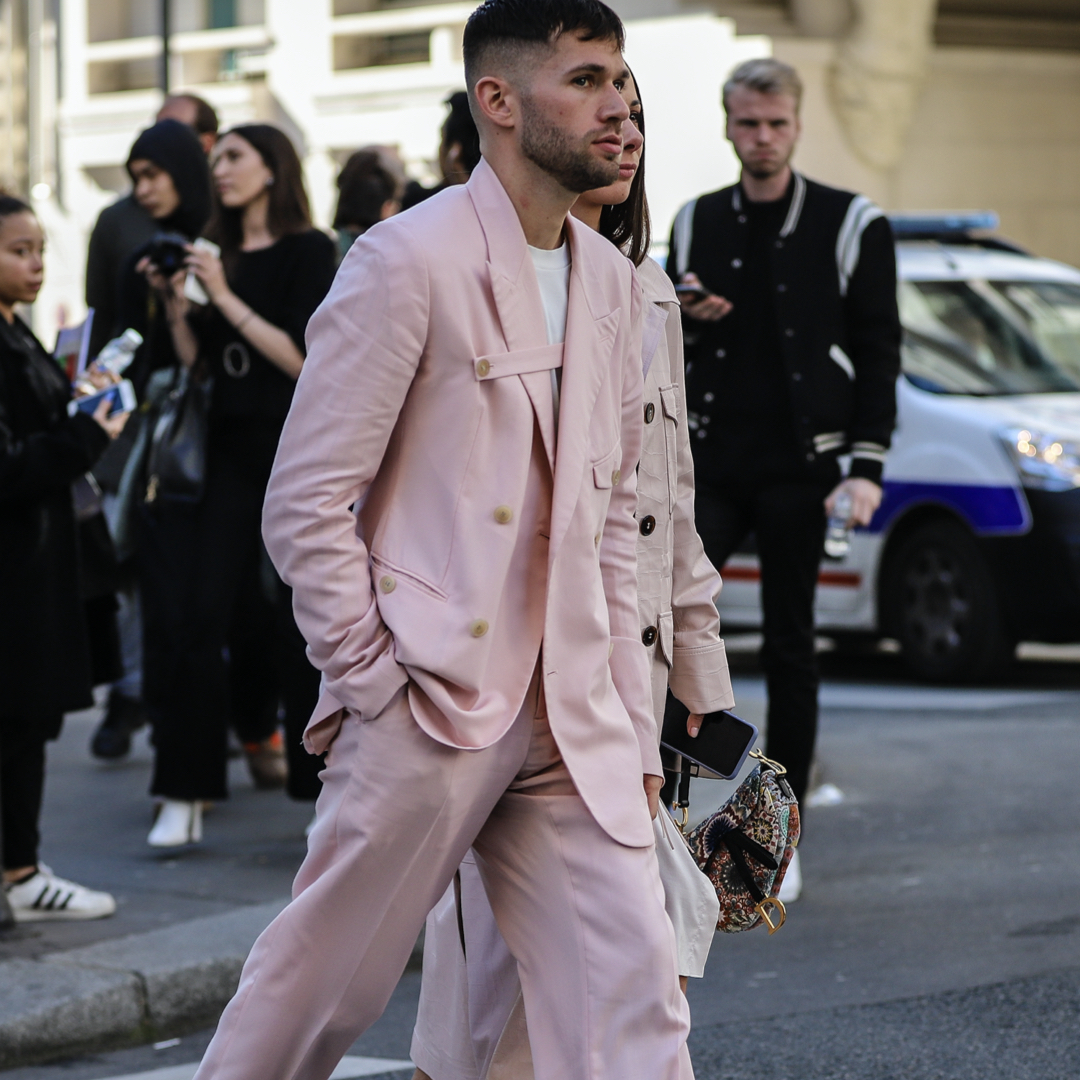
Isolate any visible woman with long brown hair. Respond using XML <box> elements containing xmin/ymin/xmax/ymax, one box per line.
<box><xmin>140</xmin><ymin>124</ymin><xmax>336</xmax><ymax>847</ymax></box>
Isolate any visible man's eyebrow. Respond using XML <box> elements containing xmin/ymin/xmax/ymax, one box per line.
<box><xmin>565</xmin><ymin>62</ymin><xmax>628</xmax><ymax>79</ymax></box>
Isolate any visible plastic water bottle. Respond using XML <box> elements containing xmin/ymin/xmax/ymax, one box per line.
<box><xmin>824</xmin><ymin>490</ymin><xmax>853</xmax><ymax>560</ymax></box>
<box><xmin>93</xmin><ymin>328</ymin><xmax>143</xmax><ymax>376</ymax></box>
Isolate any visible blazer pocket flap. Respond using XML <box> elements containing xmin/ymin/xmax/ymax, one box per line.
<box><xmin>659</xmin><ymin>384</ymin><xmax>680</xmax><ymax>423</ymax></box>
<box><xmin>592</xmin><ymin>445</ymin><xmax>620</xmax><ymax>489</ymax></box>
<box><xmin>474</xmin><ymin>343</ymin><xmax>564</xmax><ymax>381</ymax></box>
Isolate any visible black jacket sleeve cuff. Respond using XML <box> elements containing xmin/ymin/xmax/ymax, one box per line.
<box><xmin>849</xmin><ymin>456</ymin><xmax>884</xmax><ymax>485</ymax></box>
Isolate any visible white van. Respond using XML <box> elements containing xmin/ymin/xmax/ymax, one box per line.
<box><xmin>716</xmin><ymin>213</ymin><xmax>1080</xmax><ymax>681</ymax></box>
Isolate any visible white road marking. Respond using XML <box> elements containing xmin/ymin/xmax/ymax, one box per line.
<box><xmin>93</xmin><ymin>1057</ymin><xmax>414</xmax><ymax>1080</ymax></box>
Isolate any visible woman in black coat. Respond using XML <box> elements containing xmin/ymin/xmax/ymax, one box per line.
<box><xmin>140</xmin><ymin>125</ymin><xmax>336</xmax><ymax>847</ymax></box>
<box><xmin>0</xmin><ymin>195</ymin><xmax>127</xmax><ymax>921</ymax></box>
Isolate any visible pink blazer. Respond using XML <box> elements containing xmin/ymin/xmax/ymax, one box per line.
<box><xmin>263</xmin><ymin>160</ymin><xmax>657</xmax><ymax>847</ymax></box>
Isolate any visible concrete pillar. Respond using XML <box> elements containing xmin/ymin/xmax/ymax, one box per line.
<box><xmin>828</xmin><ymin>0</ymin><xmax>937</xmax><ymax>171</ymax></box>
<box><xmin>790</xmin><ymin>0</ymin><xmax>852</xmax><ymax>40</ymax></box>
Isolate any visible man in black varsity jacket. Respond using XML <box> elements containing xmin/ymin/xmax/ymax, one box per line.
<box><xmin>667</xmin><ymin>58</ymin><xmax>900</xmax><ymax>898</ymax></box>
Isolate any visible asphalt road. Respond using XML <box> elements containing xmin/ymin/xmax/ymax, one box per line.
<box><xmin>5</xmin><ymin>645</ymin><xmax>1080</xmax><ymax>1080</ymax></box>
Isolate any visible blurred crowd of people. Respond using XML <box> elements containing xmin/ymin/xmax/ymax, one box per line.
<box><xmin>0</xmin><ymin>89</ymin><xmax>482</xmax><ymax>920</ymax></box>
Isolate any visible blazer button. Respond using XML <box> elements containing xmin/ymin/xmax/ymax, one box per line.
<box><xmin>716</xmin><ymin>349</ymin><xmax>726</xmax><ymax>359</ymax></box>
<box><xmin>611</xmin><ymin>469</ymin><xmax>621</xmax><ymax>486</ymax></box>
<box><xmin>469</xmin><ymin>619</ymin><xmax>489</xmax><ymax>638</ymax></box>
<box><xmin>731</xmin><ymin>258</ymin><xmax>742</xmax><ymax>268</ymax></box>
<box><xmin>494</xmin><ymin>505</ymin><xmax>513</xmax><ymax>524</ymax></box>
<box><xmin>642</xmin><ymin>625</ymin><xmax>658</xmax><ymax>646</ymax></box>
<box><xmin>379</xmin><ymin>575</ymin><xmax>396</xmax><ymax>593</ymax></box>
<box><xmin>644</xmin><ymin>402</ymin><xmax>655</xmax><ymax>424</ymax></box>
<box><xmin>639</xmin><ymin>515</ymin><xmax>656</xmax><ymax>536</ymax></box>
<box><xmin>476</xmin><ymin>358</ymin><xmax>491</xmax><ymax>377</ymax></box>
<box><xmin>703</xmin><ymin>391</ymin><xmax>714</xmax><ymax>402</ymax></box>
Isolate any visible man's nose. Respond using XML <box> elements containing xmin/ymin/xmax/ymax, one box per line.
<box><xmin>601</xmin><ymin>84</ymin><xmax>630</xmax><ymax>124</ymax></box>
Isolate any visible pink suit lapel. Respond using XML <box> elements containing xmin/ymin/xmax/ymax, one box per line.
<box><xmin>467</xmin><ymin>161</ymin><xmax>559</xmax><ymax>468</ymax></box>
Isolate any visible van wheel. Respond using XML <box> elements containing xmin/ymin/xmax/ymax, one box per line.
<box><xmin>883</xmin><ymin>520</ymin><xmax>1013</xmax><ymax>683</ymax></box>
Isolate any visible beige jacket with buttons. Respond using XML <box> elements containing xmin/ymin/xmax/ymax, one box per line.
<box><xmin>635</xmin><ymin>256</ymin><xmax>735</xmax><ymax>724</ymax></box>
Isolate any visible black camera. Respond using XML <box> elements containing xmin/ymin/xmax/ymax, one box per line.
<box><xmin>144</xmin><ymin>232</ymin><xmax>190</xmax><ymax>276</ymax></box>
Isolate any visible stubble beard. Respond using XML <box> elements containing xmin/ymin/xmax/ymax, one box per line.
<box><xmin>519</xmin><ymin>93</ymin><xmax>620</xmax><ymax>194</ymax></box>
<box><xmin>741</xmin><ymin>146</ymin><xmax>794</xmax><ymax>181</ymax></box>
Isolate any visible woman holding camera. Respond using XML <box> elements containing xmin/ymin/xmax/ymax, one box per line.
<box><xmin>141</xmin><ymin>124</ymin><xmax>336</xmax><ymax>847</ymax></box>
<box><xmin>87</xmin><ymin>119</ymin><xmax>214</xmax><ymax>764</ymax></box>
<box><xmin>0</xmin><ymin>194</ymin><xmax>127</xmax><ymax>919</ymax></box>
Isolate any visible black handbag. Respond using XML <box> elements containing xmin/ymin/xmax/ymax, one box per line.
<box><xmin>144</xmin><ymin>367</ymin><xmax>210</xmax><ymax>505</ymax></box>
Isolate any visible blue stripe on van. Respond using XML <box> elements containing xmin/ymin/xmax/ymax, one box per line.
<box><xmin>867</xmin><ymin>481</ymin><xmax>1030</xmax><ymax>536</ymax></box>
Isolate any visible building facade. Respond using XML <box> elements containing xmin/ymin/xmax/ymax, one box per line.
<box><xmin>19</xmin><ymin>0</ymin><xmax>1080</xmax><ymax>346</ymax></box>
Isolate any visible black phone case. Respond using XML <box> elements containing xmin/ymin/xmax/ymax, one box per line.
<box><xmin>660</xmin><ymin>697</ymin><xmax>759</xmax><ymax>781</ymax></box>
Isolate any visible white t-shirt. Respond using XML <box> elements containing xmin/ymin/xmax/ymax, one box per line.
<box><xmin>527</xmin><ymin>241</ymin><xmax>571</xmax><ymax>425</ymax></box>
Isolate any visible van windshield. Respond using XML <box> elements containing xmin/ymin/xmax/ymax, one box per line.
<box><xmin>898</xmin><ymin>280</ymin><xmax>1080</xmax><ymax>395</ymax></box>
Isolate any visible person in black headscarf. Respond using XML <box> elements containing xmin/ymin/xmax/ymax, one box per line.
<box><xmin>87</xmin><ymin>119</ymin><xmax>214</xmax><ymax>763</ymax></box>
<box><xmin>117</xmin><ymin>118</ymin><xmax>213</xmax><ymax>398</ymax></box>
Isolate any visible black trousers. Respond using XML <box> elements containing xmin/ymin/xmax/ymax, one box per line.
<box><xmin>694</xmin><ymin>477</ymin><xmax>833</xmax><ymax>803</ymax></box>
<box><xmin>139</xmin><ymin>423</ymin><xmax>323</xmax><ymax>802</ymax></box>
<box><xmin>0</xmin><ymin>718</ymin><xmax>50</xmax><ymax>870</ymax></box>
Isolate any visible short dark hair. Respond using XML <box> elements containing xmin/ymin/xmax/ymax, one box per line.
<box><xmin>205</xmin><ymin>124</ymin><xmax>311</xmax><ymax>261</ymax></box>
<box><xmin>463</xmin><ymin>0</ymin><xmax>624</xmax><ymax>90</ymax></box>
<box><xmin>442</xmin><ymin>91</ymin><xmax>481</xmax><ymax>174</ymax></box>
<box><xmin>334</xmin><ymin>150</ymin><xmax>399</xmax><ymax>233</ymax></box>
<box><xmin>165</xmin><ymin>93</ymin><xmax>219</xmax><ymax>137</ymax></box>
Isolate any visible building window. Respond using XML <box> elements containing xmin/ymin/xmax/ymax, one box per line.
<box><xmin>88</xmin><ymin>58</ymin><xmax>159</xmax><ymax>94</ymax></box>
<box><xmin>333</xmin><ymin>30</ymin><xmax>431</xmax><ymax>70</ymax></box>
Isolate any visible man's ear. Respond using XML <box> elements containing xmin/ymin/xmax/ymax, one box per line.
<box><xmin>472</xmin><ymin>75</ymin><xmax>517</xmax><ymax>132</ymax></box>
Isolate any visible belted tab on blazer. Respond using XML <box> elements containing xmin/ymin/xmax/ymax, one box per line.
<box><xmin>263</xmin><ymin>160</ymin><xmax>657</xmax><ymax>847</ymax></box>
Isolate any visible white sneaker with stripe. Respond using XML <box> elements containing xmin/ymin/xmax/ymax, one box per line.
<box><xmin>4</xmin><ymin>864</ymin><xmax>117</xmax><ymax>921</ymax></box>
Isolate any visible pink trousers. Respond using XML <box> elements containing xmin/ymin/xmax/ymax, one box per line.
<box><xmin>192</xmin><ymin>676</ymin><xmax>689</xmax><ymax>1080</ymax></box>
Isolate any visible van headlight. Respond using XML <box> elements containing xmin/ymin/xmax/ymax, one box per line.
<box><xmin>1000</xmin><ymin>428</ymin><xmax>1080</xmax><ymax>491</ymax></box>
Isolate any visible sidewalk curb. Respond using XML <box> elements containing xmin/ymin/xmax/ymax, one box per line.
<box><xmin>0</xmin><ymin>899</ymin><xmax>426</xmax><ymax>1069</ymax></box>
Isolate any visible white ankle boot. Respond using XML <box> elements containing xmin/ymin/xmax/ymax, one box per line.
<box><xmin>778</xmin><ymin>848</ymin><xmax>802</xmax><ymax>903</ymax></box>
<box><xmin>148</xmin><ymin>799</ymin><xmax>203</xmax><ymax>847</ymax></box>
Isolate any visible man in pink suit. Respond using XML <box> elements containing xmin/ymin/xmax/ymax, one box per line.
<box><xmin>190</xmin><ymin>3</ymin><xmax>691</xmax><ymax>1079</ymax></box>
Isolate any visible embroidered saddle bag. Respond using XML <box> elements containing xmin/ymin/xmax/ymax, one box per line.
<box><xmin>683</xmin><ymin>750</ymin><xmax>800</xmax><ymax>935</ymax></box>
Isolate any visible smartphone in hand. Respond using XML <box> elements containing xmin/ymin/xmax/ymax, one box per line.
<box><xmin>674</xmin><ymin>282</ymin><xmax>713</xmax><ymax>305</ymax></box>
<box><xmin>68</xmin><ymin>379</ymin><xmax>136</xmax><ymax>418</ymax></box>
<box><xmin>183</xmin><ymin>237</ymin><xmax>221</xmax><ymax>305</ymax></box>
<box><xmin>661</xmin><ymin>699</ymin><xmax>758</xmax><ymax>781</ymax></box>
